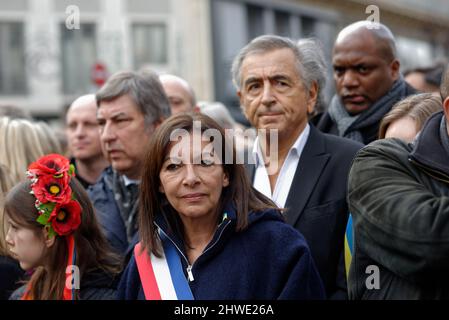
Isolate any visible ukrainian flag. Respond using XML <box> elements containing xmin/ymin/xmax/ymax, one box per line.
<box><xmin>344</xmin><ymin>214</ymin><xmax>354</xmax><ymax>279</ymax></box>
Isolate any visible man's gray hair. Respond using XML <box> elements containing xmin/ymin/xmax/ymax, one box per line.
<box><xmin>297</xmin><ymin>38</ymin><xmax>328</xmax><ymax>111</ymax></box>
<box><xmin>96</xmin><ymin>70</ymin><xmax>171</xmax><ymax>127</ymax></box>
<box><xmin>231</xmin><ymin>35</ymin><xmax>327</xmax><ymax>102</ymax></box>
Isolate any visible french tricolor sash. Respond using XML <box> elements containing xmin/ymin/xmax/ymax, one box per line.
<box><xmin>134</xmin><ymin>232</ymin><xmax>194</xmax><ymax>300</ymax></box>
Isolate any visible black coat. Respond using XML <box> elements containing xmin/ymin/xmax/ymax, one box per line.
<box><xmin>247</xmin><ymin>125</ymin><xmax>363</xmax><ymax>299</ymax></box>
<box><xmin>88</xmin><ymin>167</ymin><xmax>139</xmax><ymax>259</ymax></box>
<box><xmin>0</xmin><ymin>255</ymin><xmax>24</xmax><ymax>300</ymax></box>
<box><xmin>9</xmin><ymin>268</ymin><xmax>119</xmax><ymax>300</ymax></box>
<box><xmin>348</xmin><ymin>112</ymin><xmax>449</xmax><ymax>299</ymax></box>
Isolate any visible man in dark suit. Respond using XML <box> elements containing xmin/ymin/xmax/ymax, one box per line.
<box><xmin>232</xmin><ymin>35</ymin><xmax>362</xmax><ymax>299</ymax></box>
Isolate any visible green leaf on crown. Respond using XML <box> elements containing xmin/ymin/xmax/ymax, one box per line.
<box><xmin>47</xmin><ymin>227</ymin><xmax>57</xmax><ymax>238</ymax></box>
<box><xmin>68</xmin><ymin>164</ymin><xmax>75</xmax><ymax>176</ymax></box>
<box><xmin>37</xmin><ymin>214</ymin><xmax>50</xmax><ymax>226</ymax></box>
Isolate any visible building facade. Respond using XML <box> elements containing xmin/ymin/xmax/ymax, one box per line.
<box><xmin>0</xmin><ymin>0</ymin><xmax>448</xmax><ymax>122</ymax></box>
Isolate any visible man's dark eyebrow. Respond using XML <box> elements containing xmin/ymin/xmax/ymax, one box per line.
<box><xmin>269</xmin><ymin>75</ymin><xmax>290</xmax><ymax>82</ymax></box>
<box><xmin>244</xmin><ymin>74</ymin><xmax>291</xmax><ymax>86</ymax></box>
<box><xmin>243</xmin><ymin>76</ymin><xmax>260</xmax><ymax>87</ymax></box>
<box><xmin>110</xmin><ymin>112</ymin><xmax>129</xmax><ymax>120</ymax></box>
<box><xmin>97</xmin><ymin>112</ymin><xmax>129</xmax><ymax>122</ymax></box>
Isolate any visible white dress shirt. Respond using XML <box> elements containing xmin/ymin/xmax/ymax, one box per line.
<box><xmin>252</xmin><ymin>124</ymin><xmax>310</xmax><ymax>208</ymax></box>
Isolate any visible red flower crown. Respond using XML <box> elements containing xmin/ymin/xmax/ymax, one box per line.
<box><xmin>26</xmin><ymin>154</ymin><xmax>82</xmax><ymax>237</ymax></box>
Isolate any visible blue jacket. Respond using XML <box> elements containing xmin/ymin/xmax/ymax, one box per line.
<box><xmin>117</xmin><ymin>207</ymin><xmax>325</xmax><ymax>300</ymax></box>
<box><xmin>88</xmin><ymin>167</ymin><xmax>138</xmax><ymax>257</ymax></box>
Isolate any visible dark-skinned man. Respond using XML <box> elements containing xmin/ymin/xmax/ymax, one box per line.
<box><xmin>315</xmin><ymin>21</ymin><xmax>416</xmax><ymax>144</ymax></box>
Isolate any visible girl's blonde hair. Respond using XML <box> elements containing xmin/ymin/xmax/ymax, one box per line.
<box><xmin>0</xmin><ymin>117</ymin><xmax>62</xmax><ymax>183</ymax></box>
<box><xmin>378</xmin><ymin>93</ymin><xmax>442</xmax><ymax>139</ymax></box>
<box><xmin>0</xmin><ymin>117</ymin><xmax>62</xmax><ymax>255</ymax></box>
<box><xmin>0</xmin><ymin>164</ymin><xmax>14</xmax><ymax>255</ymax></box>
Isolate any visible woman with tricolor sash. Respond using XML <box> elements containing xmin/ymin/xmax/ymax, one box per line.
<box><xmin>4</xmin><ymin>154</ymin><xmax>122</xmax><ymax>300</ymax></box>
<box><xmin>117</xmin><ymin>113</ymin><xmax>325</xmax><ymax>300</ymax></box>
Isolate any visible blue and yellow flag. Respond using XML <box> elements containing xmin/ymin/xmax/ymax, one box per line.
<box><xmin>344</xmin><ymin>214</ymin><xmax>354</xmax><ymax>279</ymax></box>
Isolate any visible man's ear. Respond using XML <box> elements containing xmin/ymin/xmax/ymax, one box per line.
<box><xmin>42</xmin><ymin>228</ymin><xmax>56</xmax><ymax>248</ymax></box>
<box><xmin>390</xmin><ymin>59</ymin><xmax>400</xmax><ymax>81</ymax></box>
<box><xmin>306</xmin><ymin>82</ymin><xmax>318</xmax><ymax>114</ymax></box>
<box><xmin>443</xmin><ymin>97</ymin><xmax>449</xmax><ymax>121</ymax></box>
<box><xmin>237</xmin><ymin>90</ymin><xmax>249</xmax><ymax>119</ymax></box>
<box><xmin>145</xmin><ymin>118</ymin><xmax>164</xmax><ymax>136</ymax></box>
<box><xmin>153</xmin><ymin>118</ymin><xmax>165</xmax><ymax>130</ymax></box>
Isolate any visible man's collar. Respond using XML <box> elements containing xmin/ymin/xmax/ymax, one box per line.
<box><xmin>410</xmin><ymin>111</ymin><xmax>449</xmax><ymax>178</ymax></box>
<box><xmin>122</xmin><ymin>175</ymin><xmax>140</xmax><ymax>186</ymax></box>
<box><xmin>252</xmin><ymin>123</ymin><xmax>310</xmax><ymax>167</ymax></box>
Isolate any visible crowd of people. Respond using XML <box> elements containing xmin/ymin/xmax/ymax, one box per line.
<box><xmin>0</xmin><ymin>20</ymin><xmax>448</xmax><ymax>300</ymax></box>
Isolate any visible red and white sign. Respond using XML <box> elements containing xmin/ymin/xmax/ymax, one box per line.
<box><xmin>91</xmin><ymin>62</ymin><xmax>108</xmax><ymax>87</ymax></box>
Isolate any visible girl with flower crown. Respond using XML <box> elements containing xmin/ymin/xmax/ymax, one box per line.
<box><xmin>4</xmin><ymin>154</ymin><xmax>122</xmax><ymax>300</ymax></box>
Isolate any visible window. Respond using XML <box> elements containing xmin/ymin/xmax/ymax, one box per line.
<box><xmin>396</xmin><ymin>36</ymin><xmax>434</xmax><ymax>70</ymax></box>
<box><xmin>247</xmin><ymin>5</ymin><xmax>264</xmax><ymax>40</ymax></box>
<box><xmin>301</xmin><ymin>16</ymin><xmax>316</xmax><ymax>37</ymax></box>
<box><xmin>132</xmin><ymin>23</ymin><xmax>168</xmax><ymax>69</ymax></box>
<box><xmin>0</xmin><ymin>22</ymin><xmax>27</xmax><ymax>95</ymax></box>
<box><xmin>60</xmin><ymin>23</ymin><xmax>97</xmax><ymax>95</ymax></box>
<box><xmin>275</xmin><ymin>11</ymin><xmax>290</xmax><ymax>37</ymax></box>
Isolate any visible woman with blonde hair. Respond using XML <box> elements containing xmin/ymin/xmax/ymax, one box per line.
<box><xmin>0</xmin><ymin>117</ymin><xmax>62</xmax><ymax>183</ymax></box>
<box><xmin>378</xmin><ymin>93</ymin><xmax>442</xmax><ymax>142</ymax></box>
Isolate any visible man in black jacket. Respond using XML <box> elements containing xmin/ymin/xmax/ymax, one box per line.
<box><xmin>348</xmin><ymin>65</ymin><xmax>449</xmax><ymax>299</ymax></box>
<box><xmin>314</xmin><ymin>21</ymin><xmax>416</xmax><ymax>144</ymax></box>
<box><xmin>232</xmin><ymin>35</ymin><xmax>363</xmax><ymax>299</ymax></box>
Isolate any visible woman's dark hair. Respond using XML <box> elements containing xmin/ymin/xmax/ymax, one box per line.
<box><xmin>4</xmin><ymin>178</ymin><xmax>122</xmax><ymax>300</ymax></box>
<box><xmin>139</xmin><ymin>113</ymin><xmax>278</xmax><ymax>256</ymax></box>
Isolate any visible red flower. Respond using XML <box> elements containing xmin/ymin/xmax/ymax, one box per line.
<box><xmin>49</xmin><ymin>200</ymin><xmax>82</xmax><ymax>236</ymax></box>
<box><xmin>28</xmin><ymin>154</ymin><xmax>72</xmax><ymax>177</ymax></box>
<box><xmin>31</xmin><ymin>174</ymin><xmax>71</xmax><ymax>204</ymax></box>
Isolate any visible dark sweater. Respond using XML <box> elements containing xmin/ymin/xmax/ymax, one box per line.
<box><xmin>117</xmin><ymin>207</ymin><xmax>325</xmax><ymax>300</ymax></box>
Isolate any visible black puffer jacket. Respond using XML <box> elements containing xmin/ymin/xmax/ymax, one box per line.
<box><xmin>348</xmin><ymin>112</ymin><xmax>449</xmax><ymax>299</ymax></box>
